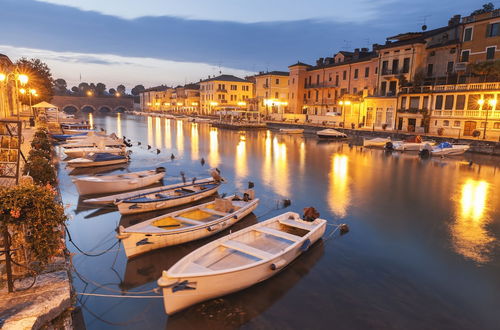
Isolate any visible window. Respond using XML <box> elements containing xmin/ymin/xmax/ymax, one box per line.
<box><xmin>329</xmin><ymin>73</ymin><xmax>332</xmax><ymax>81</ymax></box>
<box><xmin>275</xmin><ymin>92</ymin><xmax>279</xmax><ymax>99</ymax></box>
<box><xmin>486</xmin><ymin>47</ymin><xmax>496</xmax><ymax>60</ymax></box>
<box><xmin>276</xmin><ymin>78</ymin><xmax>280</xmax><ymax>84</ymax></box>
<box><xmin>454</xmin><ymin>121</ymin><xmax>461</xmax><ymax>127</ymax></box>
<box><xmin>409</xmin><ymin>97</ymin><xmax>419</xmax><ymax>109</ymax></box>
<box><xmin>365</xmin><ymin>67</ymin><xmax>369</xmax><ymax>77</ymax></box>
<box><xmin>456</xmin><ymin>95</ymin><xmax>466</xmax><ymax>110</ymax></box>
<box><xmin>381</xmin><ymin>81</ymin><xmax>387</xmax><ymax>96</ymax></box>
<box><xmin>486</xmin><ymin>23</ymin><xmax>500</xmax><ymax>37</ymax></box>
<box><xmin>307</xmin><ymin>91</ymin><xmax>311</xmax><ymax>98</ymax></box>
<box><xmin>463</xmin><ymin>27</ymin><xmax>472</xmax><ymax>41</ymax></box>
<box><xmin>423</xmin><ymin>96</ymin><xmax>429</xmax><ymax>109</ymax></box>
<box><xmin>467</xmin><ymin>94</ymin><xmax>481</xmax><ymax>110</ymax></box>
<box><xmin>427</xmin><ymin>63</ymin><xmax>434</xmax><ymax>76</ymax></box>
<box><xmin>316</xmin><ymin>75</ymin><xmax>320</xmax><ymax>84</ymax></box>
<box><xmin>392</xmin><ymin>59</ymin><xmax>399</xmax><ymax>73</ymax></box>
<box><xmin>461</xmin><ymin>50</ymin><xmax>470</xmax><ymax>62</ymax></box>
<box><xmin>494</xmin><ymin>122</ymin><xmax>500</xmax><ymax>129</ymax></box>
<box><xmin>435</xmin><ymin>95</ymin><xmax>443</xmax><ymax>110</ymax></box>
<box><xmin>382</xmin><ymin>61</ymin><xmax>388</xmax><ymax>74</ymax></box>
<box><xmin>315</xmin><ymin>91</ymin><xmax>319</xmax><ymax>101</ymax></box>
<box><xmin>335</xmin><ymin>75</ymin><xmax>339</xmax><ymax>85</ymax></box>
<box><xmin>343</xmin><ymin>71</ymin><xmax>347</xmax><ymax>80</ymax></box>
<box><xmin>291</xmin><ymin>93</ymin><xmax>294</xmax><ymax>99</ymax></box>
<box><xmin>354</xmin><ymin>69</ymin><xmax>359</xmax><ymax>79</ymax></box>
<box><xmin>444</xmin><ymin>95</ymin><xmax>454</xmax><ymax>110</ymax></box>
<box><xmin>443</xmin><ymin>120</ymin><xmax>449</xmax><ymax>127</ymax></box>
<box><xmin>430</xmin><ymin>51</ymin><xmax>436</xmax><ymax>56</ymax></box>
<box><xmin>230</xmin><ymin>85</ymin><xmax>237</xmax><ymax>90</ymax></box>
<box><xmin>353</xmin><ymin>87</ymin><xmax>357</xmax><ymax>94</ymax></box>
<box><xmin>402</xmin><ymin>58</ymin><xmax>410</xmax><ymax>73</ymax></box>
<box><xmin>447</xmin><ymin>61</ymin><xmax>454</xmax><ymax>73</ymax></box>
<box><xmin>401</xmin><ymin>96</ymin><xmax>407</xmax><ymax>109</ymax></box>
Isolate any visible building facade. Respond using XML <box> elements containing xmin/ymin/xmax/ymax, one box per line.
<box><xmin>199</xmin><ymin>74</ymin><xmax>253</xmax><ymax>114</ymax></box>
<box><xmin>461</xmin><ymin>9</ymin><xmax>500</xmax><ymax>65</ymax></box>
<box><xmin>249</xmin><ymin>71</ymin><xmax>289</xmax><ymax>115</ymax></box>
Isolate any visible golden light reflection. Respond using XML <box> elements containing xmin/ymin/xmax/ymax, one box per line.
<box><xmin>116</xmin><ymin>113</ymin><xmax>122</xmax><ymax>138</ymax></box>
<box><xmin>451</xmin><ymin>179</ymin><xmax>493</xmax><ymax>264</ymax></box>
<box><xmin>299</xmin><ymin>141</ymin><xmax>305</xmax><ymax>174</ymax></box>
<box><xmin>147</xmin><ymin>116</ymin><xmax>153</xmax><ymax>146</ymax></box>
<box><xmin>155</xmin><ymin>117</ymin><xmax>162</xmax><ymax>148</ymax></box>
<box><xmin>235</xmin><ymin>134</ymin><xmax>247</xmax><ymax>188</ymax></box>
<box><xmin>328</xmin><ymin>154</ymin><xmax>350</xmax><ymax>218</ymax></box>
<box><xmin>272</xmin><ymin>136</ymin><xmax>289</xmax><ymax>196</ymax></box>
<box><xmin>191</xmin><ymin>123</ymin><xmax>199</xmax><ymax>160</ymax></box>
<box><xmin>164</xmin><ymin>119</ymin><xmax>172</xmax><ymax>149</ymax></box>
<box><xmin>88</xmin><ymin>112</ymin><xmax>93</xmax><ymax>129</ymax></box>
<box><xmin>262</xmin><ymin>131</ymin><xmax>272</xmax><ymax>185</ymax></box>
<box><xmin>176</xmin><ymin>120</ymin><xmax>184</xmax><ymax>154</ymax></box>
<box><xmin>208</xmin><ymin>128</ymin><xmax>220</xmax><ymax>167</ymax></box>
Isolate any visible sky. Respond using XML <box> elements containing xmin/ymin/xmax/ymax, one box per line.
<box><xmin>0</xmin><ymin>0</ymin><xmax>488</xmax><ymax>90</ymax></box>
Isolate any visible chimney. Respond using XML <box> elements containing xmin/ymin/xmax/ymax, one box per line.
<box><xmin>361</xmin><ymin>47</ymin><xmax>369</xmax><ymax>52</ymax></box>
<box><xmin>316</xmin><ymin>57</ymin><xmax>324</xmax><ymax>66</ymax></box>
<box><xmin>448</xmin><ymin>15</ymin><xmax>461</xmax><ymax>26</ymax></box>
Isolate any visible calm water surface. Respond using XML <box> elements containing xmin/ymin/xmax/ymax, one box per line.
<box><xmin>59</xmin><ymin>114</ymin><xmax>500</xmax><ymax>329</ymax></box>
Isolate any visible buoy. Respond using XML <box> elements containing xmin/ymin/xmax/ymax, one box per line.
<box><xmin>170</xmin><ymin>153</ymin><xmax>175</xmax><ymax>160</ymax></box>
<box><xmin>200</xmin><ymin>158</ymin><xmax>205</xmax><ymax>166</ymax></box>
<box><xmin>192</xmin><ymin>177</ymin><xmax>197</xmax><ymax>184</ymax></box>
<box><xmin>468</xmin><ymin>160</ymin><xmax>473</xmax><ymax>167</ymax></box>
<box><xmin>147</xmin><ymin>145</ymin><xmax>151</xmax><ymax>150</ymax></box>
<box><xmin>137</xmin><ymin>142</ymin><xmax>141</xmax><ymax>146</ymax></box>
<box><xmin>339</xmin><ymin>224</ymin><xmax>349</xmax><ymax>235</ymax></box>
<box><xmin>283</xmin><ymin>199</ymin><xmax>291</xmax><ymax>207</ymax></box>
<box><xmin>248</xmin><ymin>181</ymin><xmax>254</xmax><ymax>189</ymax></box>
<box><xmin>156</xmin><ymin>149</ymin><xmax>161</xmax><ymax>154</ymax></box>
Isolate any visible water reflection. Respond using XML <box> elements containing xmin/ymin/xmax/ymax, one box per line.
<box><xmin>299</xmin><ymin>141</ymin><xmax>305</xmax><ymax>174</ymax></box>
<box><xmin>328</xmin><ymin>154</ymin><xmax>350</xmax><ymax>218</ymax></box>
<box><xmin>451</xmin><ymin>179</ymin><xmax>493</xmax><ymax>264</ymax></box>
<box><xmin>235</xmin><ymin>134</ymin><xmax>247</xmax><ymax>188</ymax></box>
<box><xmin>155</xmin><ymin>117</ymin><xmax>162</xmax><ymax>148</ymax></box>
<box><xmin>191</xmin><ymin>123</ymin><xmax>199</xmax><ymax>160</ymax></box>
<box><xmin>88</xmin><ymin>112</ymin><xmax>93</xmax><ymax>129</ymax></box>
<box><xmin>116</xmin><ymin>113</ymin><xmax>122</xmax><ymax>138</ymax></box>
<box><xmin>262</xmin><ymin>131</ymin><xmax>272</xmax><ymax>186</ymax></box>
<box><xmin>272</xmin><ymin>136</ymin><xmax>288</xmax><ymax>196</ymax></box>
<box><xmin>147</xmin><ymin>116</ymin><xmax>153</xmax><ymax>146</ymax></box>
<box><xmin>176</xmin><ymin>120</ymin><xmax>184</xmax><ymax>154</ymax></box>
<box><xmin>164</xmin><ymin>119</ymin><xmax>172</xmax><ymax>149</ymax></box>
<box><xmin>208</xmin><ymin>128</ymin><xmax>220</xmax><ymax>167</ymax></box>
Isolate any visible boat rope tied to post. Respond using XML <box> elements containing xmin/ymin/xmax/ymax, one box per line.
<box><xmin>76</xmin><ymin>292</ymin><xmax>163</xmax><ymax>299</ymax></box>
<box><xmin>323</xmin><ymin>223</ymin><xmax>350</xmax><ymax>242</ymax></box>
<box><xmin>64</xmin><ymin>224</ymin><xmax>120</xmax><ymax>257</ymax></box>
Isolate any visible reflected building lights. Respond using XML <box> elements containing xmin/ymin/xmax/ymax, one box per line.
<box><xmin>164</xmin><ymin>119</ymin><xmax>171</xmax><ymax>149</ymax></box>
<box><xmin>176</xmin><ymin>120</ymin><xmax>184</xmax><ymax>154</ymax></box>
<box><xmin>191</xmin><ymin>123</ymin><xmax>199</xmax><ymax>160</ymax></box>
<box><xmin>299</xmin><ymin>141</ymin><xmax>305</xmax><ymax>174</ymax></box>
<box><xmin>272</xmin><ymin>136</ymin><xmax>288</xmax><ymax>196</ymax></box>
<box><xmin>328</xmin><ymin>154</ymin><xmax>350</xmax><ymax>218</ymax></box>
<box><xmin>116</xmin><ymin>113</ymin><xmax>122</xmax><ymax>138</ymax></box>
<box><xmin>88</xmin><ymin>112</ymin><xmax>93</xmax><ymax>129</ymax></box>
<box><xmin>208</xmin><ymin>128</ymin><xmax>220</xmax><ymax>167</ymax></box>
<box><xmin>451</xmin><ymin>179</ymin><xmax>493</xmax><ymax>264</ymax></box>
<box><xmin>235</xmin><ymin>134</ymin><xmax>247</xmax><ymax>188</ymax></box>
<box><xmin>262</xmin><ymin>131</ymin><xmax>272</xmax><ymax>185</ymax></box>
<box><xmin>155</xmin><ymin>117</ymin><xmax>162</xmax><ymax>148</ymax></box>
<box><xmin>147</xmin><ymin>116</ymin><xmax>153</xmax><ymax>146</ymax></box>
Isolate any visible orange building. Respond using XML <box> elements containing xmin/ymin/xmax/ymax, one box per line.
<box><xmin>249</xmin><ymin>71</ymin><xmax>289</xmax><ymax>115</ymax></box>
<box><xmin>199</xmin><ymin>74</ymin><xmax>253</xmax><ymax>115</ymax></box>
<box><xmin>461</xmin><ymin>9</ymin><xmax>500</xmax><ymax>65</ymax></box>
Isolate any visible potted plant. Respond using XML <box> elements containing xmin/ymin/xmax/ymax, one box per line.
<box><xmin>437</xmin><ymin>127</ymin><xmax>444</xmax><ymax>136</ymax></box>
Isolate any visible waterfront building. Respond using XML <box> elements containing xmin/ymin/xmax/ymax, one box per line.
<box><xmin>0</xmin><ymin>54</ymin><xmax>21</xmax><ymax>119</ymax></box>
<box><xmin>170</xmin><ymin>83</ymin><xmax>200</xmax><ymax>114</ymax></box>
<box><xmin>248</xmin><ymin>71</ymin><xmax>289</xmax><ymax>116</ymax></box>
<box><xmin>139</xmin><ymin>85</ymin><xmax>170</xmax><ymax>112</ymax></box>
<box><xmin>199</xmin><ymin>74</ymin><xmax>253</xmax><ymax>115</ymax></box>
<box><xmin>461</xmin><ymin>9</ymin><xmax>500</xmax><ymax>66</ymax></box>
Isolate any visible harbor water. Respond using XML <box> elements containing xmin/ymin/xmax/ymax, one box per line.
<box><xmin>59</xmin><ymin>113</ymin><xmax>500</xmax><ymax>329</ymax></box>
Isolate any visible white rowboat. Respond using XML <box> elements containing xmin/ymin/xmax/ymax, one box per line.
<box><xmin>63</xmin><ymin>146</ymin><xmax>125</xmax><ymax>158</ymax></box>
<box><xmin>316</xmin><ymin>129</ymin><xmax>347</xmax><ymax>139</ymax></box>
<box><xmin>420</xmin><ymin>142</ymin><xmax>470</xmax><ymax>157</ymax></box>
<box><xmin>279</xmin><ymin>128</ymin><xmax>304</xmax><ymax>134</ymax></box>
<box><xmin>67</xmin><ymin>153</ymin><xmax>129</xmax><ymax>168</ymax></box>
<box><xmin>363</xmin><ymin>137</ymin><xmax>391</xmax><ymax>147</ymax></box>
<box><xmin>157</xmin><ymin>211</ymin><xmax>326</xmax><ymax>314</ymax></box>
<box><xmin>117</xmin><ymin>193</ymin><xmax>259</xmax><ymax>258</ymax></box>
<box><xmin>72</xmin><ymin>168</ymin><xmax>166</xmax><ymax>195</ymax></box>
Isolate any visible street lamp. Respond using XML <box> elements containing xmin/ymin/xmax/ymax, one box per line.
<box><xmin>481</xmin><ymin>98</ymin><xmax>496</xmax><ymax>140</ymax></box>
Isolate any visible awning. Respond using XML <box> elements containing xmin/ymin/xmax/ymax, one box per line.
<box><xmin>31</xmin><ymin>101</ymin><xmax>58</xmax><ymax>109</ymax></box>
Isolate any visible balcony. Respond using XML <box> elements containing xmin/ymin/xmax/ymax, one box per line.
<box><xmin>401</xmin><ymin>82</ymin><xmax>500</xmax><ymax>94</ymax></box>
<box><xmin>432</xmin><ymin>110</ymin><xmax>500</xmax><ymax>119</ymax></box>
<box><xmin>263</xmin><ymin>84</ymin><xmax>269</xmax><ymax>89</ymax></box>
<box><xmin>216</xmin><ymin>88</ymin><xmax>228</xmax><ymax>93</ymax></box>
<box><xmin>397</xmin><ymin>108</ymin><xmax>428</xmax><ymax>114</ymax></box>
<box><xmin>382</xmin><ymin>69</ymin><xmax>399</xmax><ymax>76</ymax></box>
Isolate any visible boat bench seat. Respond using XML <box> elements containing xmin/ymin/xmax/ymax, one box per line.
<box><xmin>256</xmin><ymin>227</ymin><xmax>302</xmax><ymax>242</ymax></box>
<box><xmin>199</xmin><ymin>207</ymin><xmax>229</xmax><ymax>216</ymax></box>
<box><xmin>174</xmin><ymin>216</ymin><xmax>205</xmax><ymax>225</ymax></box>
<box><xmin>222</xmin><ymin>240</ymin><xmax>274</xmax><ymax>260</ymax></box>
<box><xmin>186</xmin><ymin>263</ymin><xmax>212</xmax><ymax>273</ymax></box>
<box><xmin>279</xmin><ymin>218</ymin><xmax>313</xmax><ymax>231</ymax></box>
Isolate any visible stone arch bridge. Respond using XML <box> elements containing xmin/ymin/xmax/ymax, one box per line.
<box><xmin>51</xmin><ymin>96</ymin><xmax>134</xmax><ymax>114</ymax></box>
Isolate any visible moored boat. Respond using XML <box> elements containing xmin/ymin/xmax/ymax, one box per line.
<box><xmin>51</xmin><ymin>132</ymin><xmax>88</xmax><ymax>141</ymax></box>
<box><xmin>117</xmin><ymin>191</ymin><xmax>259</xmax><ymax>258</ymax></box>
<box><xmin>386</xmin><ymin>135</ymin><xmax>435</xmax><ymax>151</ymax></box>
<box><xmin>157</xmin><ymin>211</ymin><xmax>327</xmax><ymax>314</ymax></box>
<box><xmin>72</xmin><ymin>167</ymin><xmax>166</xmax><ymax>195</ymax></box>
<box><xmin>419</xmin><ymin>142</ymin><xmax>470</xmax><ymax>157</ymax></box>
<box><xmin>363</xmin><ymin>137</ymin><xmax>391</xmax><ymax>148</ymax></box>
<box><xmin>63</xmin><ymin>146</ymin><xmax>125</xmax><ymax>158</ymax></box>
<box><xmin>279</xmin><ymin>128</ymin><xmax>304</xmax><ymax>134</ymax></box>
<box><xmin>67</xmin><ymin>153</ymin><xmax>129</xmax><ymax>168</ymax></box>
<box><xmin>83</xmin><ymin>177</ymin><xmax>216</xmax><ymax>205</ymax></box>
<box><xmin>316</xmin><ymin>129</ymin><xmax>347</xmax><ymax>139</ymax></box>
<box><xmin>115</xmin><ymin>178</ymin><xmax>223</xmax><ymax>215</ymax></box>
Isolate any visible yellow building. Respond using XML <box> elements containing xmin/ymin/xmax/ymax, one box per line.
<box><xmin>139</xmin><ymin>86</ymin><xmax>170</xmax><ymax>112</ymax></box>
<box><xmin>199</xmin><ymin>74</ymin><xmax>253</xmax><ymax>115</ymax></box>
<box><xmin>249</xmin><ymin>71</ymin><xmax>289</xmax><ymax>116</ymax></box>
<box><xmin>461</xmin><ymin>9</ymin><xmax>500</xmax><ymax>66</ymax></box>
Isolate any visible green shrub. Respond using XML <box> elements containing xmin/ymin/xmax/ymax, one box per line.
<box><xmin>23</xmin><ymin>155</ymin><xmax>57</xmax><ymax>185</ymax></box>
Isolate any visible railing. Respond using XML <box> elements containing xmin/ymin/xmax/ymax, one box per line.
<box><xmin>216</xmin><ymin>89</ymin><xmax>228</xmax><ymax>93</ymax></box>
<box><xmin>401</xmin><ymin>82</ymin><xmax>500</xmax><ymax>94</ymax></box>
<box><xmin>305</xmin><ymin>83</ymin><xmax>324</xmax><ymax>89</ymax></box>
<box><xmin>432</xmin><ymin>110</ymin><xmax>500</xmax><ymax>118</ymax></box>
<box><xmin>382</xmin><ymin>69</ymin><xmax>398</xmax><ymax>76</ymax></box>
<box><xmin>397</xmin><ymin>108</ymin><xmax>427</xmax><ymax>114</ymax></box>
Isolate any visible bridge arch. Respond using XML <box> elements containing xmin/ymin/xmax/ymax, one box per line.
<box><xmin>62</xmin><ymin>105</ymin><xmax>78</xmax><ymax>114</ymax></box>
<box><xmin>99</xmin><ymin>106</ymin><xmax>111</xmax><ymax>113</ymax></box>
<box><xmin>81</xmin><ymin>105</ymin><xmax>96</xmax><ymax>113</ymax></box>
<box><xmin>114</xmin><ymin>106</ymin><xmax>126</xmax><ymax>113</ymax></box>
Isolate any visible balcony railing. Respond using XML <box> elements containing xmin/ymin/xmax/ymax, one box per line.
<box><xmin>216</xmin><ymin>89</ymin><xmax>228</xmax><ymax>93</ymax></box>
<box><xmin>397</xmin><ymin>108</ymin><xmax>428</xmax><ymax>114</ymax></box>
<box><xmin>401</xmin><ymin>82</ymin><xmax>500</xmax><ymax>94</ymax></box>
<box><xmin>382</xmin><ymin>69</ymin><xmax>399</xmax><ymax>76</ymax></box>
<box><xmin>432</xmin><ymin>110</ymin><xmax>500</xmax><ymax>118</ymax></box>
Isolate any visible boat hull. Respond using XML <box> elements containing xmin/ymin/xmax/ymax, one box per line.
<box><xmin>279</xmin><ymin>128</ymin><xmax>304</xmax><ymax>134</ymax></box>
<box><xmin>120</xmin><ymin>199</ymin><xmax>259</xmax><ymax>258</ymax></box>
<box><xmin>64</xmin><ymin>147</ymin><xmax>124</xmax><ymax>158</ymax></box>
<box><xmin>431</xmin><ymin>147</ymin><xmax>469</xmax><ymax>156</ymax></box>
<box><xmin>158</xmin><ymin>214</ymin><xmax>326</xmax><ymax>314</ymax></box>
<box><xmin>67</xmin><ymin>158</ymin><xmax>128</xmax><ymax>168</ymax></box>
<box><xmin>73</xmin><ymin>171</ymin><xmax>165</xmax><ymax>195</ymax></box>
<box><xmin>116</xmin><ymin>184</ymin><xmax>220</xmax><ymax>215</ymax></box>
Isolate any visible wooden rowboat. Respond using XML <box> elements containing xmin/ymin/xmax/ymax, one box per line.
<box><xmin>63</xmin><ymin>146</ymin><xmax>125</xmax><ymax>158</ymax></box>
<box><xmin>72</xmin><ymin>167</ymin><xmax>166</xmax><ymax>195</ymax></box>
<box><xmin>83</xmin><ymin>177</ymin><xmax>215</xmax><ymax>205</ymax></box>
<box><xmin>157</xmin><ymin>211</ymin><xmax>327</xmax><ymax>314</ymax></box>
<box><xmin>316</xmin><ymin>129</ymin><xmax>347</xmax><ymax>139</ymax></box>
<box><xmin>117</xmin><ymin>192</ymin><xmax>259</xmax><ymax>258</ymax></box>
<box><xmin>67</xmin><ymin>153</ymin><xmax>129</xmax><ymax>168</ymax></box>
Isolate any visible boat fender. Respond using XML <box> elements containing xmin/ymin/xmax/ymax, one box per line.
<box><xmin>419</xmin><ymin>148</ymin><xmax>430</xmax><ymax>158</ymax></box>
<box><xmin>172</xmin><ymin>280</ymin><xmax>196</xmax><ymax>293</ymax></box>
<box><xmin>339</xmin><ymin>223</ymin><xmax>350</xmax><ymax>235</ymax></box>
<box><xmin>300</xmin><ymin>239</ymin><xmax>312</xmax><ymax>252</ymax></box>
<box><xmin>270</xmin><ymin>259</ymin><xmax>287</xmax><ymax>270</ymax></box>
<box><xmin>384</xmin><ymin>141</ymin><xmax>394</xmax><ymax>150</ymax></box>
<box><xmin>233</xmin><ymin>215</ymin><xmax>238</xmax><ymax>219</ymax></box>
<box><xmin>156</xmin><ymin>166</ymin><xmax>166</xmax><ymax>173</ymax></box>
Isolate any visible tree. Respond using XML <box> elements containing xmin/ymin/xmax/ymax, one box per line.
<box><xmin>71</xmin><ymin>86</ymin><xmax>79</xmax><ymax>94</ymax></box>
<box><xmin>470</xmin><ymin>3</ymin><xmax>494</xmax><ymax>16</ymax></box>
<box><xmin>109</xmin><ymin>88</ymin><xmax>116</xmax><ymax>95</ymax></box>
<box><xmin>53</xmin><ymin>78</ymin><xmax>67</xmax><ymax>96</ymax></box>
<box><xmin>78</xmin><ymin>82</ymin><xmax>90</xmax><ymax>95</ymax></box>
<box><xmin>15</xmin><ymin>58</ymin><xmax>54</xmax><ymax>104</ymax></box>
<box><xmin>470</xmin><ymin>60</ymin><xmax>500</xmax><ymax>81</ymax></box>
<box><xmin>96</xmin><ymin>82</ymin><xmax>106</xmax><ymax>96</ymax></box>
<box><xmin>131</xmin><ymin>84</ymin><xmax>145</xmax><ymax>96</ymax></box>
<box><xmin>117</xmin><ymin>84</ymin><xmax>126</xmax><ymax>95</ymax></box>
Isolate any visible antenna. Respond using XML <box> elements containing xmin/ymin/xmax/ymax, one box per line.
<box><xmin>419</xmin><ymin>15</ymin><xmax>431</xmax><ymax>31</ymax></box>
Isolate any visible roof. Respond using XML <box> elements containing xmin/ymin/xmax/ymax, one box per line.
<box><xmin>288</xmin><ymin>61</ymin><xmax>312</xmax><ymax>68</ymax></box>
<box><xmin>0</xmin><ymin>53</ymin><xmax>13</xmax><ymax>66</ymax></box>
<box><xmin>338</xmin><ymin>51</ymin><xmax>354</xmax><ymax>56</ymax></box>
<box><xmin>307</xmin><ymin>53</ymin><xmax>378</xmax><ymax>71</ymax></box>
<box><xmin>32</xmin><ymin>101</ymin><xmax>58</xmax><ymax>108</ymax></box>
<box><xmin>252</xmin><ymin>71</ymin><xmax>289</xmax><ymax>77</ymax></box>
<box><xmin>144</xmin><ymin>85</ymin><xmax>170</xmax><ymax>92</ymax></box>
<box><xmin>200</xmin><ymin>74</ymin><xmax>250</xmax><ymax>83</ymax></box>
<box><xmin>426</xmin><ymin>39</ymin><xmax>460</xmax><ymax>49</ymax></box>
<box><xmin>378</xmin><ymin>25</ymin><xmax>454</xmax><ymax>50</ymax></box>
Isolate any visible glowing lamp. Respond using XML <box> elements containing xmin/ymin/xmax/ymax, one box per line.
<box><xmin>0</xmin><ymin>73</ymin><xmax>6</xmax><ymax>81</ymax></box>
<box><xmin>18</xmin><ymin>74</ymin><xmax>28</xmax><ymax>85</ymax></box>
